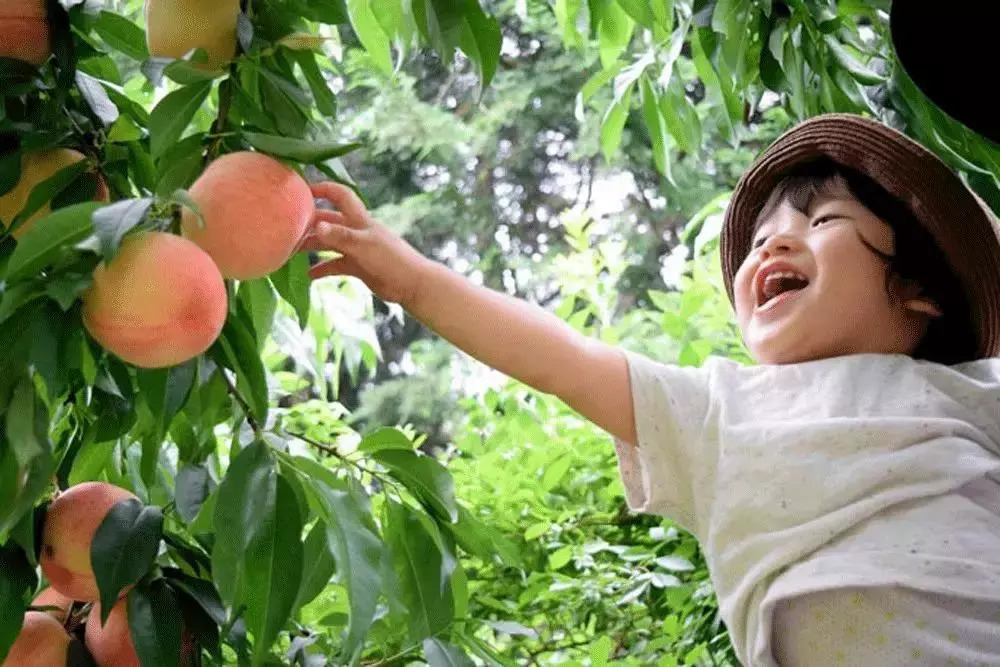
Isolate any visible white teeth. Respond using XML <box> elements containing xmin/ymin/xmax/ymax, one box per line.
<box><xmin>764</xmin><ymin>270</ymin><xmax>808</xmax><ymax>282</ymax></box>
<box><xmin>757</xmin><ymin>269</ymin><xmax>809</xmax><ymax>307</ymax></box>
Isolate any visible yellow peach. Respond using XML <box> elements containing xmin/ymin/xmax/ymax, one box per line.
<box><xmin>40</xmin><ymin>482</ymin><xmax>138</xmax><ymax>602</ymax></box>
<box><xmin>0</xmin><ymin>0</ymin><xmax>50</xmax><ymax>66</ymax></box>
<box><xmin>82</xmin><ymin>232</ymin><xmax>228</xmax><ymax>369</ymax></box>
<box><xmin>181</xmin><ymin>151</ymin><xmax>315</xmax><ymax>279</ymax></box>
<box><xmin>144</xmin><ymin>0</ymin><xmax>240</xmax><ymax>72</ymax></box>
<box><xmin>31</xmin><ymin>587</ymin><xmax>75</xmax><ymax>624</ymax></box>
<box><xmin>0</xmin><ymin>148</ymin><xmax>109</xmax><ymax>239</ymax></box>
<box><xmin>85</xmin><ymin>600</ymin><xmax>139</xmax><ymax>667</ymax></box>
<box><xmin>2</xmin><ymin>612</ymin><xmax>70</xmax><ymax>666</ymax></box>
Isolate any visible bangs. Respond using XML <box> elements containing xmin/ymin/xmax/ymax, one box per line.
<box><xmin>752</xmin><ymin>160</ymin><xmax>853</xmax><ymax>233</ymax></box>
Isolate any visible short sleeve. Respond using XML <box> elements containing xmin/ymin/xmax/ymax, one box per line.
<box><xmin>612</xmin><ymin>349</ymin><xmax>715</xmax><ymax>531</ymax></box>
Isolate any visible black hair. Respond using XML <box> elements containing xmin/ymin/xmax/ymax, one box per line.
<box><xmin>752</xmin><ymin>158</ymin><xmax>976</xmax><ymax>365</ymax></box>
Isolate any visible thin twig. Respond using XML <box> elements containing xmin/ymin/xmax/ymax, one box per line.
<box><xmin>220</xmin><ymin>370</ymin><xmax>261</xmax><ymax>436</ymax></box>
<box><xmin>286</xmin><ymin>430</ymin><xmax>399</xmax><ymax>489</ymax></box>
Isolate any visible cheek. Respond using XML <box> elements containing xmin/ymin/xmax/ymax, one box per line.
<box><xmin>816</xmin><ymin>236</ymin><xmax>887</xmax><ymax>295</ymax></box>
<box><xmin>732</xmin><ymin>258</ymin><xmax>757</xmax><ymax>314</ymax></box>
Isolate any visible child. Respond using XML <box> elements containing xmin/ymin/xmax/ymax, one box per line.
<box><xmin>300</xmin><ymin>113</ymin><xmax>1000</xmax><ymax>666</ymax></box>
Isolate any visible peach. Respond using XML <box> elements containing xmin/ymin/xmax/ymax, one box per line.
<box><xmin>81</xmin><ymin>232</ymin><xmax>228</xmax><ymax>369</ymax></box>
<box><xmin>181</xmin><ymin>151</ymin><xmax>315</xmax><ymax>280</ymax></box>
<box><xmin>40</xmin><ymin>482</ymin><xmax>138</xmax><ymax>602</ymax></box>
<box><xmin>0</xmin><ymin>0</ymin><xmax>50</xmax><ymax>66</ymax></box>
<box><xmin>144</xmin><ymin>0</ymin><xmax>240</xmax><ymax>72</ymax></box>
<box><xmin>0</xmin><ymin>148</ymin><xmax>110</xmax><ymax>239</ymax></box>
<box><xmin>2</xmin><ymin>612</ymin><xmax>70</xmax><ymax>666</ymax></box>
<box><xmin>85</xmin><ymin>600</ymin><xmax>139</xmax><ymax>667</ymax></box>
<box><xmin>31</xmin><ymin>587</ymin><xmax>75</xmax><ymax>623</ymax></box>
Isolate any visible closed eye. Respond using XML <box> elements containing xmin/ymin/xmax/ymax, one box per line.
<box><xmin>811</xmin><ymin>213</ymin><xmax>841</xmax><ymax>227</ymax></box>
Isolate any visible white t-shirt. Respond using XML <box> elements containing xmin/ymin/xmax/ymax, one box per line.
<box><xmin>613</xmin><ymin>351</ymin><xmax>1000</xmax><ymax>665</ymax></box>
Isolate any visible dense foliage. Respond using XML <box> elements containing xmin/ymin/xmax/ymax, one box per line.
<box><xmin>1</xmin><ymin>1</ymin><xmax>997</xmax><ymax>665</ymax></box>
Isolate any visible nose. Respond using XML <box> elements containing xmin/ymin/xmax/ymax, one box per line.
<box><xmin>758</xmin><ymin>231</ymin><xmax>803</xmax><ymax>258</ymax></box>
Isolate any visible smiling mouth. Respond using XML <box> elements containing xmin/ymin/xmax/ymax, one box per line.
<box><xmin>756</xmin><ymin>272</ymin><xmax>810</xmax><ymax>309</ymax></box>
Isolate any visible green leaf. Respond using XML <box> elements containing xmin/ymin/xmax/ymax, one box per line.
<box><xmin>541</xmin><ymin>453</ymin><xmax>574</xmax><ymax>491</ymax></box>
<box><xmin>601</xmin><ymin>92</ymin><xmax>631</xmax><ymax>163</ymax></box>
<box><xmin>358</xmin><ymin>427</ymin><xmax>415</xmax><ymax>453</ymax></box>
<box><xmin>548</xmin><ymin>545</ymin><xmax>573</xmax><ymax>570</ymax></box>
<box><xmin>92</xmin><ymin>198</ymin><xmax>153</xmax><ymax>261</ymax></box>
<box><xmin>314</xmin><ymin>480</ymin><xmax>382</xmax><ymax>660</ymax></box>
<box><xmin>175</xmin><ymin>464</ymin><xmax>215</xmax><ymax>524</ymax></box>
<box><xmin>237</xmin><ymin>279</ymin><xmax>278</xmax><ymax>347</ymax></box>
<box><xmin>690</xmin><ymin>28</ymin><xmax>735</xmax><ymax>141</ymax></box>
<box><xmin>149</xmin><ymin>81</ymin><xmax>213</xmax><ymax>161</ymax></box>
<box><xmin>245</xmin><ymin>475</ymin><xmax>303</xmax><ymax>666</ymax></box>
<box><xmin>524</xmin><ymin>521</ymin><xmax>549</xmax><ymax>541</ymax></box>
<box><xmin>75</xmin><ymin>72</ymin><xmax>120</xmax><ymax>127</ymax></box>
<box><xmin>639</xmin><ymin>75</ymin><xmax>672</xmax><ymax>183</ymax></box>
<box><xmin>424</xmin><ymin>638</ymin><xmax>475</xmax><ymax>667</ymax></box>
<box><xmin>0</xmin><ymin>544</ymin><xmax>35</xmax><ymax>663</ymax></box>
<box><xmin>243</xmin><ymin>132</ymin><xmax>362</xmax><ymax>164</ymax></box>
<box><xmin>371</xmin><ymin>449</ymin><xmax>458</xmax><ymax>522</ymax></box>
<box><xmin>269</xmin><ymin>252</ymin><xmax>311</xmax><ymax>329</ymax></box>
<box><xmin>347</xmin><ymin>0</ymin><xmax>394</xmax><ymax>73</ymax></box>
<box><xmin>292</xmin><ymin>520</ymin><xmax>337</xmax><ymax>614</ymax></box>
<box><xmin>290</xmin><ymin>51</ymin><xmax>338</xmax><ymax>118</ymax></box>
<box><xmin>386</xmin><ymin>501</ymin><xmax>454</xmax><ymax>641</ymax></box>
<box><xmin>598</xmin><ymin>2</ymin><xmax>635</xmax><ymax>68</ymax></box>
<box><xmin>127</xmin><ymin>580</ymin><xmax>183</xmax><ymax>667</ymax></box>
<box><xmin>136</xmin><ymin>361</ymin><xmax>196</xmax><ymax>483</ymax></box>
<box><xmin>5</xmin><ymin>202</ymin><xmax>103</xmax><ymax>282</ymax></box>
<box><xmin>455</xmin><ymin>0</ymin><xmax>502</xmax><ymax>93</ymax></box>
<box><xmin>209</xmin><ymin>315</ymin><xmax>269</xmax><ymax>426</ymax></box>
<box><xmin>619</xmin><ymin>0</ymin><xmax>659</xmax><ymax>29</ymax></box>
<box><xmin>91</xmin><ymin>498</ymin><xmax>164</xmax><ymax>623</ymax></box>
<box><xmin>660</xmin><ymin>79</ymin><xmax>702</xmax><ymax>155</ymax></box>
<box><xmin>0</xmin><ymin>375</ymin><xmax>54</xmax><ymax>540</ymax></box>
<box><xmin>93</xmin><ymin>11</ymin><xmax>149</xmax><ymax>61</ymax></box>
<box><xmin>823</xmin><ymin>35</ymin><xmax>885</xmax><ymax>84</ymax></box>
<box><xmin>165</xmin><ymin>571</ymin><xmax>226</xmax><ymax>626</ymax></box>
<box><xmin>211</xmin><ymin>441</ymin><xmax>276</xmax><ymax>607</ymax></box>
<box><xmin>590</xmin><ymin>634</ymin><xmax>614</xmax><ymax>667</ymax></box>
<box><xmin>446</xmin><ymin>506</ymin><xmax>522</xmax><ymax>566</ymax></box>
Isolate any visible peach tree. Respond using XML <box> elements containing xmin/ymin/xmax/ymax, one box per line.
<box><xmin>0</xmin><ymin>0</ymin><xmax>512</xmax><ymax>665</ymax></box>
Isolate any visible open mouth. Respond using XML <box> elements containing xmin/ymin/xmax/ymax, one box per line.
<box><xmin>756</xmin><ymin>270</ymin><xmax>810</xmax><ymax>309</ymax></box>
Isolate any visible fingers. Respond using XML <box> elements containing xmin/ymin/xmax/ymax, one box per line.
<box><xmin>313</xmin><ymin>209</ymin><xmax>347</xmax><ymax>227</ymax></box>
<box><xmin>298</xmin><ymin>220</ymin><xmax>362</xmax><ymax>253</ymax></box>
<box><xmin>309</xmin><ymin>256</ymin><xmax>360</xmax><ymax>281</ymax></box>
<box><xmin>310</xmin><ymin>182</ymin><xmax>371</xmax><ymax>224</ymax></box>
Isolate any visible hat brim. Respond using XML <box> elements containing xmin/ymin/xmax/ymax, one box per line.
<box><xmin>720</xmin><ymin>113</ymin><xmax>1000</xmax><ymax>360</ymax></box>
<box><xmin>890</xmin><ymin>3</ymin><xmax>1000</xmax><ymax>144</ymax></box>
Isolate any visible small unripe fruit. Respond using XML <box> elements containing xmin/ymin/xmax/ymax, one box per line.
<box><xmin>2</xmin><ymin>612</ymin><xmax>71</xmax><ymax>666</ymax></box>
<box><xmin>85</xmin><ymin>600</ymin><xmax>139</xmax><ymax>667</ymax></box>
<box><xmin>0</xmin><ymin>0</ymin><xmax>50</xmax><ymax>66</ymax></box>
<box><xmin>181</xmin><ymin>151</ymin><xmax>315</xmax><ymax>279</ymax></box>
<box><xmin>40</xmin><ymin>482</ymin><xmax>138</xmax><ymax>602</ymax></box>
<box><xmin>0</xmin><ymin>148</ymin><xmax>109</xmax><ymax>239</ymax></box>
<box><xmin>32</xmin><ymin>587</ymin><xmax>75</xmax><ymax>623</ymax></box>
<box><xmin>144</xmin><ymin>0</ymin><xmax>240</xmax><ymax>71</ymax></box>
<box><xmin>82</xmin><ymin>232</ymin><xmax>228</xmax><ymax>369</ymax></box>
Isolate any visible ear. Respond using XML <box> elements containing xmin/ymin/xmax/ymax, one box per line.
<box><xmin>904</xmin><ymin>297</ymin><xmax>943</xmax><ymax>318</ymax></box>
<box><xmin>893</xmin><ymin>276</ymin><xmax>943</xmax><ymax>318</ymax></box>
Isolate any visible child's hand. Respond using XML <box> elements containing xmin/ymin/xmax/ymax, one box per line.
<box><xmin>300</xmin><ymin>182</ymin><xmax>430</xmax><ymax>306</ymax></box>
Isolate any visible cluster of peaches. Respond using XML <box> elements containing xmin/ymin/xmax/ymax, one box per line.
<box><xmin>1</xmin><ymin>0</ymin><xmax>314</xmax><ymax>371</ymax></box>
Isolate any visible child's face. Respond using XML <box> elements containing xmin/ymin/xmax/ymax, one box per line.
<box><xmin>732</xmin><ymin>188</ymin><xmax>932</xmax><ymax>364</ymax></box>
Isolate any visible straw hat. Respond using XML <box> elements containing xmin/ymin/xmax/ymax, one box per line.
<box><xmin>720</xmin><ymin>113</ymin><xmax>1000</xmax><ymax>359</ymax></box>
